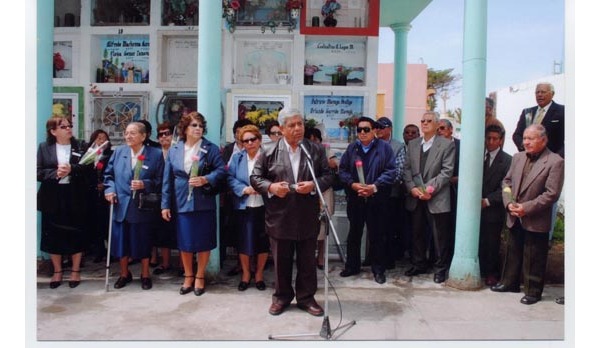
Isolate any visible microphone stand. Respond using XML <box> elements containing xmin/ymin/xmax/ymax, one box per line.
<box><xmin>268</xmin><ymin>143</ymin><xmax>356</xmax><ymax>340</ymax></box>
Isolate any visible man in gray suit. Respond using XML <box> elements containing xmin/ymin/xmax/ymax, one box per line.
<box><xmin>251</xmin><ymin>108</ymin><xmax>333</xmax><ymax>316</ymax></box>
<box><xmin>479</xmin><ymin>125</ymin><xmax>512</xmax><ymax>287</ymax></box>
<box><xmin>403</xmin><ymin>111</ymin><xmax>455</xmax><ymax>283</ymax></box>
<box><xmin>491</xmin><ymin>124</ymin><xmax>564</xmax><ymax>305</ymax></box>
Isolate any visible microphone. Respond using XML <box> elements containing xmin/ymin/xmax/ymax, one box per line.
<box><xmin>300</xmin><ymin>142</ymin><xmax>312</xmax><ymax>161</ymax></box>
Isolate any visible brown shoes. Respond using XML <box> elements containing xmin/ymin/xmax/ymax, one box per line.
<box><xmin>297</xmin><ymin>301</ymin><xmax>324</xmax><ymax>317</ymax></box>
<box><xmin>269</xmin><ymin>302</ymin><xmax>290</xmax><ymax>316</ymax></box>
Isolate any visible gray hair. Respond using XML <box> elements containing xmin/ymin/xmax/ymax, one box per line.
<box><xmin>537</xmin><ymin>82</ymin><xmax>555</xmax><ymax>93</ymax></box>
<box><xmin>423</xmin><ymin>111</ymin><xmax>440</xmax><ymax>122</ymax></box>
<box><xmin>526</xmin><ymin>124</ymin><xmax>547</xmax><ymax>139</ymax></box>
<box><xmin>278</xmin><ymin>107</ymin><xmax>303</xmax><ymax>126</ymax></box>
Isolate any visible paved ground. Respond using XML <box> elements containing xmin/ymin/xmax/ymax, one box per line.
<box><xmin>33</xmin><ymin>255</ymin><xmax>567</xmax><ymax>347</ymax></box>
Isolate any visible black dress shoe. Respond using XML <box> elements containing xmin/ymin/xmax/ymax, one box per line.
<box><xmin>49</xmin><ymin>271</ymin><xmax>63</xmax><ymax>289</ymax></box>
<box><xmin>68</xmin><ymin>270</ymin><xmax>81</xmax><ymax>288</ymax></box>
<box><xmin>180</xmin><ymin>286</ymin><xmax>193</xmax><ymax>295</ymax></box>
<box><xmin>141</xmin><ymin>276</ymin><xmax>152</xmax><ymax>290</ymax></box>
<box><xmin>404</xmin><ymin>267</ymin><xmax>427</xmax><ymax>277</ymax></box>
<box><xmin>374</xmin><ymin>273</ymin><xmax>386</xmax><ymax>284</ymax></box>
<box><xmin>255</xmin><ymin>281</ymin><xmax>266</xmax><ymax>291</ymax></box>
<box><xmin>238</xmin><ymin>281</ymin><xmax>249</xmax><ymax>291</ymax></box>
<box><xmin>433</xmin><ymin>272</ymin><xmax>446</xmax><ymax>284</ymax></box>
<box><xmin>113</xmin><ymin>271</ymin><xmax>132</xmax><ymax>289</ymax></box>
<box><xmin>194</xmin><ymin>277</ymin><xmax>205</xmax><ymax>296</ymax></box>
<box><xmin>555</xmin><ymin>297</ymin><xmax>564</xmax><ymax>305</ymax></box>
<box><xmin>490</xmin><ymin>283</ymin><xmax>520</xmax><ymax>293</ymax></box>
<box><xmin>520</xmin><ymin>295</ymin><xmax>541</xmax><ymax>305</ymax></box>
<box><xmin>339</xmin><ymin>269</ymin><xmax>360</xmax><ymax>277</ymax></box>
<box><xmin>297</xmin><ymin>302</ymin><xmax>324</xmax><ymax>317</ymax></box>
<box><xmin>269</xmin><ymin>302</ymin><xmax>289</xmax><ymax>316</ymax></box>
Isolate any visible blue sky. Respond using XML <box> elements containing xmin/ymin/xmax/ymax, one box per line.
<box><xmin>378</xmin><ymin>0</ymin><xmax>565</xmax><ymax>111</ymax></box>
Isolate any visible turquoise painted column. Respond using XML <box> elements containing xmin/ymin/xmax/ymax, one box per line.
<box><xmin>390</xmin><ymin>23</ymin><xmax>411</xmax><ymax>140</ymax></box>
<box><xmin>37</xmin><ymin>0</ymin><xmax>55</xmax><ymax>257</ymax></box>
<box><xmin>197</xmin><ymin>0</ymin><xmax>223</xmax><ymax>274</ymax></box>
<box><xmin>446</xmin><ymin>0</ymin><xmax>487</xmax><ymax>290</ymax></box>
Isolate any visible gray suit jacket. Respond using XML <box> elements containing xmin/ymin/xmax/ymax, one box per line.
<box><xmin>403</xmin><ymin>135</ymin><xmax>455</xmax><ymax>213</ymax></box>
<box><xmin>502</xmin><ymin>148</ymin><xmax>564</xmax><ymax>233</ymax></box>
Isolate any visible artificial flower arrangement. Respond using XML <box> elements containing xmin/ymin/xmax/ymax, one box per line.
<box><xmin>304</xmin><ymin>63</ymin><xmax>320</xmax><ymax>76</ymax></box>
<box><xmin>321</xmin><ymin>0</ymin><xmax>341</xmax><ymax>18</ymax></box>
<box><xmin>339</xmin><ymin>115</ymin><xmax>359</xmax><ymax>129</ymax></box>
<box><xmin>335</xmin><ymin>65</ymin><xmax>353</xmax><ymax>77</ymax></box>
<box><xmin>285</xmin><ymin>0</ymin><xmax>302</xmax><ymax>10</ymax></box>
<box><xmin>244</xmin><ymin>109</ymin><xmax>279</xmax><ymax>128</ymax></box>
<box><xmin>222</xmin><ymin>0</ymin><xmax>241</xmax><ymax>32</ymax></box>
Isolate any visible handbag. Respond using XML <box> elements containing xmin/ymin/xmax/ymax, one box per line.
<box><xmin>138</xmin><ymin>192</ymin><xmax>162</xmax><ymax>211</ymax></box>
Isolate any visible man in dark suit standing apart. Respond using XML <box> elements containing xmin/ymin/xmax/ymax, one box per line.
<box><xmin>512</xmin><ymin>82</ymin><xmax>564</xmax><ymax>158</ymax></box>
<box><xmin>403</xmin><ymin>111</ymin><xmax>455</xmax><ymax>283</ymax></box>
<box><xmin>479</xmin><ymin>125</ymin><xmax>512</xmax><ymax>287</ymax></box>
<box><xmin>250</xmin><ymin>108</ymin><xmax>333</xmax><ymax>316</ymax></box>
<box><xmin>491</xmin><ymin>124</ymin><xmax>564</xmax><ymax>305</ymax></box>
<box><xmin>437</xmin><ymin>119</ymin><xmax>460</xmax><ymax>261</ymax></box>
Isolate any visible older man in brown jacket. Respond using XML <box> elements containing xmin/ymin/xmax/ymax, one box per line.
<box><xmin>491</xmin><ymin>124</ymin><xmax>564</xmax><ymax>305</ymax></box>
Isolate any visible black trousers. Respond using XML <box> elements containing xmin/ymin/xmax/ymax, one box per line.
<box><xmin>479</xmin><ymin>219</ymin><xmax>504</xmax><ymax>278</ymax></box>
<box><xmin>500</xmin><ymin>221</ymin><xmax>549</xmax><ymax>297</ymax></box>
<box><xmin>410</xmin><ymin>201</ymin><xmax>452</xmax><ymax>275</ymax></box>
<box><xmin>269</xmin><ymin>237</ymin><xmax>318</xmax><ymax>306</ymax></box>
<box><xmin>345</xmin><ymin>196</ymin><xmax>387</xmax><ymax>275</ymax></box>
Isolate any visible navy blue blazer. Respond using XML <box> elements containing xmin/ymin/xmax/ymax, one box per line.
<box><xmin>103</xmin><ymin>145</ymin><xmax>164</xmax><ymax>223</ymax></box>
<box><xmin>161</xmin><ymin>138</ymin><xmax>226</xmax><ymax>213</ymax></box>
<box><xmin>512</xmin><ymin>102</ymin><xmax>564</xmax><ymax>157</ymax></box>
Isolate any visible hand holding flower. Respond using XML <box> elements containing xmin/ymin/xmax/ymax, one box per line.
<box><xmin>187</xmin><ymin>154</ymin><xmax>200</xmax><ymax>201</ymax></box>
<box><xmin>132</xmin><ymin>154</ymin><xmax>145</xmax><ymax>199</ymax></box>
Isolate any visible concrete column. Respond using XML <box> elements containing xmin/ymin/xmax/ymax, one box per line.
<box><xmin>446</xmin><ymin>0</ymin><xmax>488</xmax><ymax>290</ymax></box>
<box><xmin>389</xmin><ymin>23</ymin><xmax>411</xmax><ymax>140</ymax></box>
<box><xmin>197</xmin><ymin>0</ymin><xmax>223</xmax><ymax>274</ymax></box>
<box><xmin>37</xmin><ymin>0</ymin><xmax>55</xmax><ymax>257</ymax></box>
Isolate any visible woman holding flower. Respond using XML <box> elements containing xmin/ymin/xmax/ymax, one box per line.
<box><xmin>103</xmin><ymin>122</ymin><xmax>164</xmax><ymax>290</ymax></box>
<box><xmin>37</xmin><ymin>116</ymin><xmax>93</xmax><ymax>289</ymax></box>
<box><xmin>227</xmin><ymin>125</ymin><xmax>270</xmax><ymax>291</ymax></box>
<box><xmin>161</xmin><ymin>112</ymin><xmax>226</xmax><ymax>296</ymax></box>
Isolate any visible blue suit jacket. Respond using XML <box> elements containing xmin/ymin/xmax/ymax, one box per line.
<box><xmin>161</xmin><ymin>138</ymin><xmax>226</xmax><ymax>213</ymax></box>
<box><xmin>104</xmin><ymin>145</ymin><xmax>164</xmax><ymax>223</ymax></box>
<box><xmin>226</xmin><ymin>149</ymin><xmax>254</xmax><ymax>210</ymax></box>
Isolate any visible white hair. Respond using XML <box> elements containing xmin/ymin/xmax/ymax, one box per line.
<box><xmin>278</xmin><ymin>108</ymin><xmax>303</xmax><ymax>126</ymax></box>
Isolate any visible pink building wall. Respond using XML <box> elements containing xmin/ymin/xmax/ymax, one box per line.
<box><xmin>377</xmin><ymin>63</ymin><xmax>428</xmax><ymax>129</ymax></box>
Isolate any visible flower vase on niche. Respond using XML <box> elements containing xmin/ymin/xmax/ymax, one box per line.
<box><xmin>304</xmin><ymin>75</ymin><xmax>314</xmax><ymax>85</ymax></box>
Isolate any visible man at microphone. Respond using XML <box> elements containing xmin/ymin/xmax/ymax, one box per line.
<box><xmin>250</xmin><ymin>108</ymin><xmax>333</xmax><ymax>317</ymax></box>
<box><xmin>338</xmin><ymin>116</ymin><xmax>396</xmax><ymax>284</ymax></box>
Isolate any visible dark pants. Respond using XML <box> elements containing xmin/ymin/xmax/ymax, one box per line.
<box><xmin>410</xmin><ymin>201</ymin><xmax>452</xmax><ymax>275</ymax></box>
<box><xmin>500</xmin><ymin>221</ymin><xmax>549</xmax><ymax>298</ymax></box>
<box><xmin>269</xmin><ymin>237</ymin><xmax>318</xmax><ymax>306</ymax></box>
<box><xmin>384</xmin><ymin>195</ymin><xmax>404</xmax><ymax>267</ymax></box>
<box><xmin>479</xmin><ymin>219</ymin><xmax>504</xmax><ymax>278</ymax></box>
<box><xmin>345</xmin><ymin>196</ymin><xmax>387</xmax><ymax>275</ymax></box>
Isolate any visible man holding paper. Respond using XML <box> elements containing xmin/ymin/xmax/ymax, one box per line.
<box><xmin>338</xmin><ymin>117</ymin><xmax>396</xmax><ymax>284</ymax></box>
<box><xmin>403</xmin><ymin>111</ymin><xmax>455</xmax><ymax>284</ymax></box>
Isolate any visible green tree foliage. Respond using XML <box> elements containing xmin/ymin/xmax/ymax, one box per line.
<box><xmin>427</xmin><ymin>68</ymin><xmax>461</xmax><ymax>113</ymax></box>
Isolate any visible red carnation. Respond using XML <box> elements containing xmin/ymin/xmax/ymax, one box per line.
<box><xmin>96</xmin><ymin>162</ymin><xmax>104</xmax><ymax>171</ymax></box>
<box><xmin>137</xmin><ymin>154</ymin><xmax>145</xmax><ymax>161</ymax></box>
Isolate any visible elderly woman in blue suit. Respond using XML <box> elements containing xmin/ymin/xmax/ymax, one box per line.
<box><xmin>227</xmin><ymin>124</ymin><xmax>270</xmax><ymax>291</ymax></box>
<box><xmin>104</xmin><ymin>122</ymin><xmax>164</xmax><ymax>290</ymax></box>
<box><xmin>161</xmin><ymin>112</ymin><xmax>226</xmax><ymax>296</ymax></box>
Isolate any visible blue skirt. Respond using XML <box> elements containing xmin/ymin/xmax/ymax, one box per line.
<box><xmin>176</xmin><ymin>210</ymin><xmax>217</xmax><ymax>252</ymax></box>
<box><xmin>235</xmin><ymin>207</ymin><xmax>269</xmax><ymax>256</ymax></box>
<box><xmin>110</xmin><ymin>220</ymin><xmax>153</xmax><ymax>259</ymax></box>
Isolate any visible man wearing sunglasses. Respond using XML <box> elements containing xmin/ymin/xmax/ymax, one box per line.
<box><xmin>403</xmin><ymin>111</ymin><xmax>455</xmax><ymax>284</ymax></box>
<box><xmin>338</xmin><ymin>117</ymin><xmax>396</xmax><ymax>284</ymax></box>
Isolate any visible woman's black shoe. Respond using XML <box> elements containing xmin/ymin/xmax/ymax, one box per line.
<box><xmin>180</xmin><ymin>275</ymin><xmax>194</xmax><ymax>295</ymax></box>
<box><xmin>68</xmin><ymin>270</ymin><xmax>81</xmax><ymax>288</ymax></box>
<box><xmin>114</xmin><ymin>271</ymin><xmax>133</xmax><ymax>289</ymax></box>
<box><xmin>194</xmin><ymin>277</ymin><xmax>205</xmax><ymax>296</ymax></box>
<box><xmin>238</xmin><ymin>281</ymin><xmax>249</xmax><ymax>291</ymax></box>
<box><xmin>50</xmin><ymin>271</ymin><xmax>63</xmax><ymax>289</ymax></box>
<box><xmin>255</xmin><ymin>281</ymin><xmax>266</xmax><ymax>291</ymax></box>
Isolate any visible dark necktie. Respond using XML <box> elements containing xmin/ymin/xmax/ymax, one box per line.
<box><xmin>484</xmin><ymin>152</ymin><xmax>490</xmax><ymax>173</ymax></box>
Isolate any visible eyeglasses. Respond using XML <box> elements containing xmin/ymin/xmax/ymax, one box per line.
<box><xmin>59</xmin><ymin>125</ymin><xmax>73</xmax><ymax>130</ymax></box>
<box><xmin>158</xmin><ymin>131</ymin><xmax>171</xmax><ymax>137</ymax></box>
<box><xmin>438</xmin><ymin>126</ymin><xmax>446</xmax><ymax>131</ymax></box>
<box><xmin>189</xmin><ymin>123</ymin><xmax>203</xmax><ymax>128</ymax></box>
<box><xmin>241</xmin><ymin>137</ymin><xmax>258</xmax><ymax>144</ymax></box>
<box><xmin>356</xmin><ymin>127</ymin><xmax>371</xmax><ymax>133</ymax></box>
<box><xmin>421</xmin><ymin>119</ymin><xmax>433</xmax><ymax>124</ymax></box>
<box><xmin>270</xmin><ymin>131</ymin><xmax>282</xmax><ymax>137</ymax></box>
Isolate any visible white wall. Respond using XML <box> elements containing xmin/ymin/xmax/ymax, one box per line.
<box><xmin>495</xmin><ymin>74</ymin><xmax>565</xmax><ymax>156</ymax></box>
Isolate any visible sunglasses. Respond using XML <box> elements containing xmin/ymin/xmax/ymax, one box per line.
<box><xmin>189</xmin><ymin>123</ymin><xmax>203</xmax><ymax>128</ymax></box>
<box><xmin>59</xmin><ymin>125</ymin><xmax>73</xmax><ymax>130</ymax></box>
<box><xmin>356</xmin><ymin>127</ymin><xmax>371</xmax><ymax>133</ymax></box>
<box><xmin>421</xmin><ymin>119</ymin><xmax>433</xmax><ymax>124</ymax></box>
<box><xmin>270</xmin><ymin>131</ymin><xmax>283</xmax><ymax>136</ymax></box>
<box><xmin>158</xmin><ymin>131</ymin><xmax>171</xmax><ymax>137</ymax></box>
<box><xmin>242</xmin><ymin>137</ymin><xmax>258</xmax><ymax>144</ymax></box>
